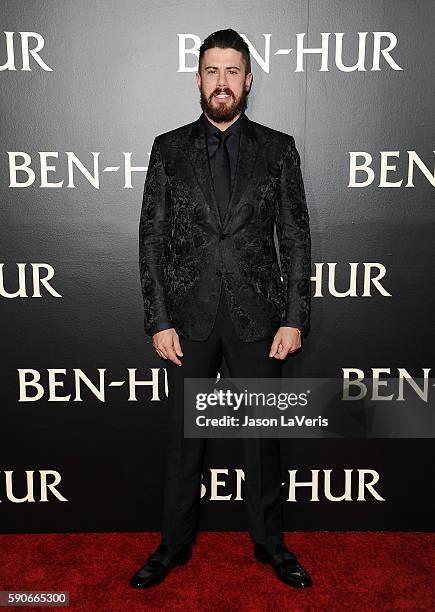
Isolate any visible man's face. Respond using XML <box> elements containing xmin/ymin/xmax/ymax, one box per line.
<box><xmin>196</xmin><ymin>47</ymin><xmax>253</xmax><ymax>123</ymax></box>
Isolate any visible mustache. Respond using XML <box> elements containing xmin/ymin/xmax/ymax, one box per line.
<box><xmin>210</xmin><ymin>88</ymin><xmax>234</xmax><ymax>99</ymax></box>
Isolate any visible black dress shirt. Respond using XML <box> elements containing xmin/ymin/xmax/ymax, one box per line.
<box><xmin>202</xmin><ymin>111</ymin><xmax>241</xmax><ymax>190</ymax></box>
<box><xmin>150</xmin><ymin>112</ymin><xmax>302</xmax><ymax>335</ymax></box>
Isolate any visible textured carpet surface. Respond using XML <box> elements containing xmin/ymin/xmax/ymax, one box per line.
<box><xmin>0</xmin><ymin>531</ymin><xmax>434</xmax><ymax>611</ymax></box>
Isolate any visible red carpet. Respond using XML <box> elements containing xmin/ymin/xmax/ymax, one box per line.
<box><xmin>0</xmin><ymin>532</ymin><xmax>433</xmax><ymax>611</ymax></box>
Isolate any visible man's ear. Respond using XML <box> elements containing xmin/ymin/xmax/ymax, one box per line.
<box><xmin>195</xmin><ymin>72</ymin><xmax>201</xmax><ymax>90</ymax></box>
<box><xmin>246</xmin><ymin>73</ymin><xmax>253</xmax><ymax>93</ymax></box>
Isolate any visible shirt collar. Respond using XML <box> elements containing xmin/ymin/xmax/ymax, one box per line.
<box><xmin>202</xmin><ymin>111</ymin><xmax>242</xmax><ymax>140</ymax></box>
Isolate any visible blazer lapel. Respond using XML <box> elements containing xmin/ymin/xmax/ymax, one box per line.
<box><xmin>222</xmin><ymin>113</ymin><xmax>259</xmax><ymax>228</ymax></box>
<box><xmin>187</xmin><ymin>112</ymin><xmax>260</xmax><ymax>229</ymax></box>
<box><xmin>187</xmin><ymin>115</ymin><xmax>221</xmax><ymax>227</ymax></box>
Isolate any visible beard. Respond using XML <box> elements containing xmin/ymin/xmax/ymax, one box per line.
<box><xmin>200</xmin><ymin>85</ymin><xmax>249</xmax><ymax>123</ymax></box>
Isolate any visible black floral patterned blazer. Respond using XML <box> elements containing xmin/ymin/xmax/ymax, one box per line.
<box><xmin>139</xmin><ymin>112</ymin><xmax>311</xmax><ymax>342</ymax></box>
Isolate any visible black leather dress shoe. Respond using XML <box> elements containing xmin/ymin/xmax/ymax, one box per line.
<box><xmin>129</xmin><ymin>544</ymin><xmax>192</xmax><ymax>589</ymax></box>
<box><xmin>254</xmin><ymin>542</ymin><xmax>312</xmax><ymax>588</ymax></box>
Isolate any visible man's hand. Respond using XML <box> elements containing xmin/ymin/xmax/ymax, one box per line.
<box><xmin>269</xmin><ymin>327</ymin><xmax>302</xmax><ymax>360</ymax></box>
<box><xmin>152</xmin><ymin>328</ymin><xmax>183</xmax><ymax>366</ymax></box>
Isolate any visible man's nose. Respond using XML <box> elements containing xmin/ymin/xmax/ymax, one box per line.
<box><xmin>218</xmin><ymin>73</ymin><xmax>228</xmax><ymax>87</ymax></box>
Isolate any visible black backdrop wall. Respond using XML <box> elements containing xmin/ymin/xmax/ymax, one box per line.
<box><xmin>1</xmin><ymin>1</ymin><xmax>434</xmax><ymax>534</ymax></box>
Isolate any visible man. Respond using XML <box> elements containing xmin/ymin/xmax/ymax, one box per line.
<box><xmin>131</xmin><ymin>28</ymin><xmax>312</xmax><ymax>589</ymax></box>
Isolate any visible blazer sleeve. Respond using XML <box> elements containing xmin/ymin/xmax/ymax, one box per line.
<box><xmin>139</xmin><ymin>137</ymin><xmax>172</xmax><ymax>337</ymax></box>
<box><xmin>276</xmin><ymin>137</ymin><xmax>312</xmax><ymax>338</ymax></box>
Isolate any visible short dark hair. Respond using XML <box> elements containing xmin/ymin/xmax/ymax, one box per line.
<box><xmin>199</xmin><ymin>28</ymin><xmax>251</xmax><ymax>74</ymax></box>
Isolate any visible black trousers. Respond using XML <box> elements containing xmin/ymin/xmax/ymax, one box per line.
<box><xmin>161</xmin><ymin>287</ymin><xmax>285</xmax><ymax>557</ymax></box>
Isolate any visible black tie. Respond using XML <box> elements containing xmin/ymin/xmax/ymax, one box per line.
<box><xmin>213</xmin><ymin>130</ymin><xmax>231</xmax><ymax>221</ymax></box>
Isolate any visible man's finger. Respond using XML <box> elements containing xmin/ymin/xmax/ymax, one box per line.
<box><xmin>155</xmin><ymin>342</ymin><xmax>169</xmax><ymax>358</ymax></box>
<box><xmin>269</xmin><ymin>336</ymin><xmax>280</xmax><ymax>357</ymax></box>
<box><xmin>278</xmin><ymin>344</ymin><xmax>290</xmax><ymax>359</ymax></box>
<box><xmin>289</xmin><ymin>339</ymin><xmax>302</xmax><ymax>353</ymax></box>
<box><xmin>174</xmin><ymin>335</ymin><xmax>183</xmax><ymax>357</ymax></box>
<box><xmin>166</xmin><ymin>346</ymin><xmax>182</xmax><ymax>366</ymax></box>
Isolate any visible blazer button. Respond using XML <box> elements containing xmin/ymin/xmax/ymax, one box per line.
<box><xmin>216</xmin><ymin>270</ymin><xmax>222</xmax><ymax>278</ymax></box>
<box><xmin>219</xmin><ymin>233</ymin><xmax>227</xmax><ymax>240</ymax></box>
